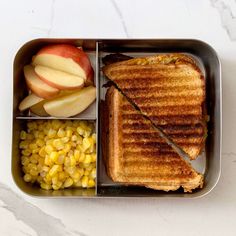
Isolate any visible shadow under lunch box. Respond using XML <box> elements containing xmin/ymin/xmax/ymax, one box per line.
<box><xmin>12</xmin><ymin>39</ymin><xmax>222</xmax><ymax>198</ymax></box>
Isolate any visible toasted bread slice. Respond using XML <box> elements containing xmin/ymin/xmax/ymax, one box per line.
<box><xmin>103</xmin><ymin>87</ymin><xmax>203</xmax><ymax>192</ymax></box>
<box><xmin>103</xmin><ymin>54</ymin><xmax>206</xmax><ymax>159</ymax></box>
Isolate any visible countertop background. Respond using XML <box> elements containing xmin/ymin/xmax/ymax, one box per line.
<box><xmin>0</xmin><ymin>0</ymin><xmax>236</xmax><ymax>235</ymax></box>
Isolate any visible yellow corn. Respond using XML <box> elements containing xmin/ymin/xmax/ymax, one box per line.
<box><xmin>79</xmin><ymin>153</ymin><xmax>85</xmax><ymax>163</ymax></box>
<box><xmin>21</xmin><ymin>149</ymin><xmax>31</xmax><ymax>156</ymax></box>
<box><xmin>52</xmin><ymin>139</ymin><xmax>64</xmax><ymax>150</ymax></box>
<box><xmin>23</xmin><ymin>174</ymin><xmax>32</xmax><ymax>182</ymax></box>
<box><xmin>45</xmin><ymin>145</ymin><xmax>54</xmax><ymax>154</ymax></box>
<box><xmin>47</xmin><ymin>128</ymin><xmax>57</xmax><ymax>138</ymax></box>
<box><xmin>66</xmin><ymin>129</ymin><xmax>73</xmax><ymax>138</ymax></box>
<box><xmin>88</xmin><ymin>179</ymin><xmax>95</xmax><ymax>188</ymax></box>
<box><xmin>90</xmin><ymin>168</ymin><xmax>96</xmax><ymax>179</ymax></box>
<box><xmin>74</xmin><ymin>150</ymin><xmax>80</xmax><ymax>161</ymax></box>
<box><xmin>49</xmin><ymin>165</ymin><xmax>61</xmax><ymax>177</ymax></box>
<box><xmin>20</xmin><ymin>120</ymin><xmax>97</xmax><ymax>190</ymax></box>
<box><xmin>36</xmin><ymin>138</ymin><xmax>45</xmax><ymax>147</ymax></box>
<box><xmin>19</xmin><ymin>141</ymin><xmax>29</xmax><ymax>149</ymax></box>
<box><xmin>20</xmin><ymin>131</ymin><xmax>27</xmax><ymax>140</ymax></box>
<box><xmin>64</xmin><ymin>177</ymin><xmax>73</xmax><ymax>188</ymax></box>
<box><xmin>40</xmin><ymin>183</ymin><xmax>52</xmax><ymax>190</ymax></box>
<box><xmin>39</xmin><ymin>147</ymin><xmax>46</xmax><ymax>157</ymax></box>
<box><xmin>81</xmin><ymin>176</ymin><xmax>89</xmax><ymax>188</ymax></box>
<box><xmin>50</xmin><ymin>151</ymin><xmax>59</xmax><ymax>163</ymax></box>
<box><xmin>30</xmin><ymin>154</ymin><xmax>39</xmax><ymax>164</ymax></box>
<box><xmin>84</xmin><ymin>154</ymin><xmax>92</xmax><ymax>164</ymax></box>
<box><xmin>21</xmin><ymin>156</ymin><xmax>30</xmax><ymax>166</ymax></box>
<box><xmin>64</xmin><ymin>143</ymin><xmax>71</xmax><ymax>153</ymax></box>
<box><xmin>57</xmin><ymin>128</ymin><xmax>65</xmax><ymax>138</ymax></box>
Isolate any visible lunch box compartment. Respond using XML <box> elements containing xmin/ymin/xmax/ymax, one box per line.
<box><xmin>12</xmin><ymin>39</ymin><xmax>221</xmax><ymax>198</ymax></box>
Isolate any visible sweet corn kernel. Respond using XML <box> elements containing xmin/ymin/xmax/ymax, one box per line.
<box><xmin>30</xmin><ymin>169</ymin><xmax>38</xmax><ymax>176</ymax></box>
<box><xmin>46</xmin><ymin>139</ymin><xmax>54</xmax><ymax>146</ymax></box>
<box><xmin>79</xmin><ymin>153</ymin><xmax>85</xmax><ymax>162</ymax></box>
<box><xmin>21</xmin><ymin>149</ymin><xmax>31</xmax><ymax>156</ymax></box>
<box><xmin>64</xmin><ymin>143</ymin><xmax>71</xmax><ymax>153</ymax></box>
<box><xmin>90</xmin><ymin>168</ymin><xmax>96</xmax><ymax>179</ymax></box>
<box><xmin>21</xmin><ymin>156</ymin><xmax>30</xmax><ymax>166</ymax></box>
<box><xmin>57</xmin><ymin>128</ymin><xmax>65</xmax><ymax>138</ymax></box>
<box><xmin>88</xmin><ymin>179</ymin><xmax>95</xmax><ymax>188</ymax></box>
<box><xmin>74</xmin><ymin>150</ymin><xmax>80</xmax><ymax>161</ymax></box>
<box><xmin>50</xmin><ymin>151</ymin><xmax>59</xmax><ymax>163</ymax></box>
<box><xmin>20</xmin><ymin>131</ymin><xmax>27</xmax><ymax>140</ymax></box>
<box><xmin>29</xmin><ymin>143</ymin><xmax>38</xmax><ymax>150</ymax></box>
<box><xmin>39</xmin><ymin>147</ymin><xmax>47</xmax><ymax>157</ymax></box>
<box><xmin>91</xmin><ymin>153</ymin><xmax>96</xmax><ymax>162</ymax></box>
<box><xmin>52</xmin><ymin>182</ymin><xmax>62</xmax><ymax>190</ymax></box>
<box><xmin>45</xmin><ymin>145</ymin><xmax>54</xmax><ymax>154</ymax></box>
<box><xmin>45</xmin><ymin>155</ymin><xmax>53</xmax><ymax>166</ymax></box>
<box><xmin>58</xmin><ymin>171</ymin><xmax>66</xmax><ymax>181</ymax></box>
<box><xmin>64</xmin><ymin>177</ymin><xmax>73</xmax><ymax>188</ymax></box>
<box><xmin>32</xmin><ymin>148</ymin><xmax>40</xmax><ymax>154</ymax></box>
<box><xmin>52</xmin><ymin>139</ymin><xmax>64</xmax><ymax>150</ymax></box>
<box><xmin>47</xmin><ymin>128</ymin><xmax>57</xmax><ymax>138</ymax></box>
<box><xmin>49</xmin><ymin>165</ymin><xmax>61</xmax><ymax>177</ymax></box>
<box><xmin>51</xmin><ymin>120</ymin><xmax>61</xmax><ymax>129</ymax></box>
<box><xmin>30</xmin><ymin>154</ymin><xmax>39</xmax><ymax>164</ymax></box>
<box><xmin>84</xmin><ymin>154</ymin><xmax>92</xmax><ymax>164</ymax></box>
<box><xmin>36</xmin><ymin>139</ymin><xmax>45</xmax><ymax>147</ymax></box>
<box><xmin>81</xmin><ymin>176</ymin><xmax>89</xmax><ymax>187</ymax></box>
<box><xmin>40</xmin><ymin>183</ymin><xmax>52</xmax><ymax>190</ymax></box>
<box><xmin>19</xmin><ymin>141</ymin><xmax>29</xmax><ymax>149</ymax></box>
<box><xmin>74</xmin><ymin>180</ymin><xmax>82</xmax><ymax>187</ymax></box>
<box><xmin>66</xmin><ymin>129</ymin><xmax>73</xmax><ymax>138</ymax></box>
<box><xmin>70</xmin><ymin>155</ymin><xmax>76</xmax><ymax>166</ymax></box>
<box><xmin>23</xmin><ymin>174</ymin><xmax>32</xmax><ymax>182</ymax></box>
<box><xmin>84</xmin><ymin>170</ymin><xmax>90</xmax><ymax>176</ymax></box>
<box><xmin>82</xmin><ymin>137</ymin><xmax>91</xmax><ymax>151</ymax></box>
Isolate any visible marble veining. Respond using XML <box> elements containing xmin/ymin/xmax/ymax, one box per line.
<box><xmin>110</xmin><ymin>0</ymin><xmax>130</xmax><ymax>37</ymax></box>
<box><xmin>48</xmin><ymin>0</ymin><xmax>56</xmax><ymax>36</ymax></box>
<box><xmin>0</xmin><ymin>183</ymin><xmax>86</xmax><ymax>236</ymax></box>
<box><xmin>211</xmin><ymin>0</ymin><xmax>236</xmax><ymax>40</ymax></box>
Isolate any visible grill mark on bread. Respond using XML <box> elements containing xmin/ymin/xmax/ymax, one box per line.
<box><xmin>122</xmin><ymin>114</ymin><xmax>203</xmax><ymax>125</ymax></box>
<box><xmin>122</xmin><ymin>123</ymin><xmax>204</xmax><ymax>135</ymax></box>
<box><xmin>122</xmin><ymin>105</ymin><xmax>202</xmax><ymax>116</ymax></box>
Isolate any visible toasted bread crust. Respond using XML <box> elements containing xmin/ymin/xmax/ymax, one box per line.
<box><xmin>103</xmin><ymin>53</ymin><xmax>206</xmax><ymax>160</ymax></box>
<box><xmin>104</xmin><ymin>87</ymin><xmax>204</xmax><ymax>192</ymax></box>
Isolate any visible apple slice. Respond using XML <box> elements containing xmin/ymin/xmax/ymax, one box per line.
<box><xmin>24</xmin><ymin>65</ymin><xmax>59</xmax><ymax>99</ymax></box>
<box><xmin>32</xmin><ymin>44</ymin><xmax>94</xmax><ymax>85</ymax></box>
<box><xmin>30</xmin><ymin>100</ymin><xmax>48</xmax><ymax>116</ymax></box>
<box><xmin>35</xmin><ymin>65</ymin><xmax>84</xmax><ymax>90</ymax></box>
<box><xmin>43</xmin><ymin>86</ymin><xmax>96</xmax><ymax>117</ymax></box>
<box><xmin>19</xmin><ymin>93</ymin><xmax>44</xmax><ymax>111</ymax></box>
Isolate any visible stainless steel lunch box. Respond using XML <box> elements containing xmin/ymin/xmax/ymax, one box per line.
<box><xmin>12</xmin><ymin>39</ymin><xmax>222</xmax><ymax>198</ymax></box>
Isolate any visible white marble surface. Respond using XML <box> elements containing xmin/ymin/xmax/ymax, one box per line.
<box><xmin>0</xmin><ymin>0</ymin><xmax>236</xmax><ymax>235</ymax></box>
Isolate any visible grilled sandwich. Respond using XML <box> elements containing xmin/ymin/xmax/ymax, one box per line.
<box><xmin>103</xmin><ymin>87</ymin><xmax>203</xmax><ymax>192</ymax></box>
<box><xmin>102</xmin><ymin>54</ymin><xmax>206</xmax><ymax>160</ymax></box>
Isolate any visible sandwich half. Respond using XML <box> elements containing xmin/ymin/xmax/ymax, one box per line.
<box><xmin>103</xmin><ymin>87</ymin><xmax>203</xmax><ymax>192</ymax></box>
<box><xmin>102</xmin><ymin>54</ymin><xmax>206</xmax><ymax>160</ymax></box>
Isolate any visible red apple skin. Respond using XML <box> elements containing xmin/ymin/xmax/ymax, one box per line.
<box><xmin>36</xmin><ymin>44</ymin><xmax>94</xmax><ymax>84</ymax></box>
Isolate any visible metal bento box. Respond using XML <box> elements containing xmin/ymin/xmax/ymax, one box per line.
<box><xmin>12</xmin><ymin>39</ymin><xmax>221</xmax><ymax>198</ymax></box>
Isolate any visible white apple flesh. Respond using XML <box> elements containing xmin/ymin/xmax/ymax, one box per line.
<box><xmin>35</xmin><ymin>65</ymin><xmax>84</xmax><ymax>90</ymax></box>
<box><xmin>24</xmin><ymin>65</ymin><xmax>59</xmax><ymax>99</ymax></box>
<box><xmin>43</xmin><ymin>86</ymin><xmax>96</xmax><ymax>117</ymax></box>
<box><xmin>30</xmin><ymin>100</ymin><xmax>48</xmax><ymax>116</ymax></box>
<box><xmin>18</xmin><ymin>93</ymin><xmax>44</xmax><ymax>111</ymax></box>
